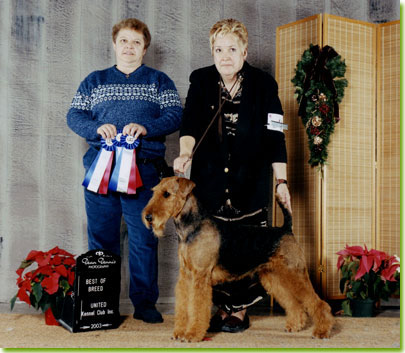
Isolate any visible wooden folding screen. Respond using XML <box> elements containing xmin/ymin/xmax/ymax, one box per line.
<box><xmin>275</xmin><ymin>15</ymin><xmax>322</xmax><ymax>286</ymax></box>
<box><xmin>376</xmin><ymin>21</ymin><xmax>401</xmax><ymax>257</ymax></box>
<box><xmin>275</xmin><ymin>15</ymin><xmax>400</xmax><ymax>298</ymax></box>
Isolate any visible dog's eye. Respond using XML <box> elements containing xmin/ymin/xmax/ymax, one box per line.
<box><xmin>163</xmin><ymin>191</ymin><xmax>170</xmax><ymax>198</ymax></box>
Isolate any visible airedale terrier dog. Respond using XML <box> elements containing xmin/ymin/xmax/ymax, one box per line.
<box><xmin>142</xmin><ymin>176</ymin><xmax>334</xmax><ymax>342</ymax></box>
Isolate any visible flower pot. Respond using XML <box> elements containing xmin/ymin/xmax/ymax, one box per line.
<box><xmin>351</xmin><ymin>298</ymin><xmax>375</xmax><ymax>317</ymax></box>
<box><xmin>44</xmin><ymin>308</ymin><xmax>60</xmax><ymax>326</ymax></box>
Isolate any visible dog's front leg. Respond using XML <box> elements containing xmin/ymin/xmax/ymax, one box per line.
<box><xmin>183</xmin><ymin>272</ymin><xmax>212</xmax><ymax>342</ymax></box>
<box><xmin>172</xmin><ymin>267</ymin><xmax>191</xmax><ymax>341</ymax></box>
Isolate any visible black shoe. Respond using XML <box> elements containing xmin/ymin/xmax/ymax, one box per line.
<box><xmin>207</xmin><ymin>312</ymin><xmax>227</xmax><ymax>332</ymax></box>
<box><xmin>221</xmin><ymin>314</ymin><xmax>250</xmax><ymax>333</ymax></box>
<box><xmin>133</xmin><ymin>305</ymin><xmax>163</xmax><ymax>323</ymax></box>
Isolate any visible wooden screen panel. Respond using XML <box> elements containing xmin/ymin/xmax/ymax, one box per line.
<box><xmin>377</xmin><ymin>21</ymin><xmax>400</xmax><ymax>257</ymax></box>
<box><xmin>322</xmin><ymin>15</ymin><xmax>377</xmax><ymax>298</ymax></box>
<box><xmin>275</xmin><ymin>15</ymin><xmax>322</xmax><ymax>284</ymax></box>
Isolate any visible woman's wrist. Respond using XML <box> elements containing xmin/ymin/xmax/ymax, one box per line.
<box><xmin>276</xmin><ymin>179</ymin><xmax>288</xmax><ymax>189</ymax></box>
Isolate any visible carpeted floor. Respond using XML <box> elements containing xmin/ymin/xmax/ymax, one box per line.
<box><xmin>0</xmin><ymin>312</ymin><xmax>400</xmax><ymax>349</ymax></box>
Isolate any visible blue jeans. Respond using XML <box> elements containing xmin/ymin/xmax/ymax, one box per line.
<box><xmin>84</xmin><ymin>163</ymin><xmax>160</xmax><ymax>309</ymax></box>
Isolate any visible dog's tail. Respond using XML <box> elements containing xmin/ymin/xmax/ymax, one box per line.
<box><xmin>275</xmin><ymin>194</ymin><xmax>292</xmax><ymax>233</ymax></box>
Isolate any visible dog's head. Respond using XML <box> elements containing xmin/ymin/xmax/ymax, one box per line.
<box><xmin>142</xmin><ymin>176</ymin><xmax>196</xmax><ymax>237</ymax></box>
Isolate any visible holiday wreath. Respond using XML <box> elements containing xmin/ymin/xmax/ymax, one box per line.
<box><xmin>292</xmin><ymin>44</ymin><xmax>348</xmax><ymax>167</ymax></box>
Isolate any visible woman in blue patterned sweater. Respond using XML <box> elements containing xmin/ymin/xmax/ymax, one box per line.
<box><xmin>67</xmin><ymin>18</ymin><xmax>182</xmax><ymax>323</ymax></box>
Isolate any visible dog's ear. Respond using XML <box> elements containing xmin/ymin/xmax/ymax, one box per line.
<box><xmin>173</xmin><ymin>177</ymin><xmax>196</xmax><ymax>217</ymax></box>
<box><xmin>177</xmin><ymin>177</ymin><xmax>196</xmax><ymax>198</ymax></box>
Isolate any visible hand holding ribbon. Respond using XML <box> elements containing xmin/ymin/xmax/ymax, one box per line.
<box><xmin>83</xmin><ymin>132</ymin><xmax>143</xmax><ymax>194</ymax></box>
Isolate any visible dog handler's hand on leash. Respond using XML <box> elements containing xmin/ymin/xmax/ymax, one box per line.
<box><xmin>173</xmin><ymin>155</ymin><xmax>192</xmax><ymax>176</ymax></box>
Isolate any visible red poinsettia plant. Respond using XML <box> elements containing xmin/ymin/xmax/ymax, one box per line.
<box><xmin>337</xmin><ymin>244</ymin><xmax>400</xmax><ymax>315</ymax></box>
<box><xmin>10</xmin><ymin>246</ymin><xmax>76</xmax><ymax>321</ymax></box>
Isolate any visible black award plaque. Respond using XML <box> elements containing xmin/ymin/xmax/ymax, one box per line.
<box><xmin>58</xmin><ymin>249</ymin><xmax>121</xmax><ymax>332</ymax></box>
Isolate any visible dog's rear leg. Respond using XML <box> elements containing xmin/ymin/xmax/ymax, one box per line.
<box><xmin>259</xmin><ymin>270</ymin><xmax>307</xmax><ymax>332</ymax></box>
<box><xmin>262</xmin><ymin>267</ymin><xmax>334</xmax><ymax>338</ymax></box>
<box><xmin>183</xmin><ymin>272</ymin><xmax>212</xmax><ymax>342</ymax></box>
<box><xmin>173</xmin><ymin>267</ymin><xmax>190</xmax><ymax>340</ymax></box>
<box><xmin>295</xmin><ymin>272</ymin><xmax>334</xmax><ymax>339</ymax></box>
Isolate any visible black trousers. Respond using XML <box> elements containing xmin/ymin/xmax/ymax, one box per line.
<box><xmin>212</xmin><ymin>209</ymin><xmax>269</xmax><ymax>314</ymax></box>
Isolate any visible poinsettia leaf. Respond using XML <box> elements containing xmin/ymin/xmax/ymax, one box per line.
<box><xmin>55</xmin><ymin>264</ymin><xmax>68</xmax><ymax>277</ymax></box>
<box><xmin>381</xmin><ymin>265</ymin><xmax>400</xmax><ymax>282</ymax></box>
<box><xmin>63</xmin><ymin>258</ymin><xmax>76</xmax><ymax>266</ymax></box>
<box><xmin>372</xmin><ymin>276</ymin><xmax>382</xmax><ymax>297</ymax></box>
<box><xmin>50</xmin><ymin>255</ymin><xmax>62</xmax><ymax>266</ymax></box>
<box><xmin>336</xmin><ymin>249</ymin><xmax>350</xmax><ymax>257</ymax></box>
<box><xmin>40</xmin><ymin>301</ymin><xmax>51</xmax><ymax>313</ymax></box>
<box><xmin>10</xmin><ymin>294</ymin><xmax>17</xmax><ymax>311</ymax></box>
<box><xmin>17</xmin><ymin>260</ymin><xmax>34</xmax><ymax>271</ymax></box>
<box><xmin>26</xmin><ymin>250</ymin><xmax>43</xmax><ymax>261</ymax></box>
<box><xmin>32</xmin><ymin>282</ymin><xmax>43</xmax><ymax>303</ymax></box>
<box><xmin>59</xmin><ymin>279</ymin><xmax>70</xmax><ymax>296</ymax></box>
<box><xmin>41</xmin><ymin>273</ymin><xmax>61</xmax><ymax>295</ymax></box>
<box><xmin>49</xmin><ymin>246</ymin><xmax>74</xmax><ymax>257</ymax></box>
<box><xmin>345</xmin><ymin>245</ymin><xmax>365</xmax><ymax>257</ymax></box>
<box><xmin>20</xmin><ymin>278</ymin><xmax>32</xmax><ymax>292</ymax></box>
<box><xmin>17</xmin><ymin>287</ymin><xmax>31</xmax><ymax>305</ymax></box>
<box><xmin>336</xmin><ymin>255</ymin><xmax>346</xmax><ymax>269</ymax></box>
<box><xmin>37</xmin><ymin>253</ymin><xmax>52</xmax><ymax>267</ymax></box>
<box><xmin>29</xmin><ymin>292</ymin><xmax>40</xmax><ymax>309</ymax></box>
<box><xmin>380</xmin><ymin>283</ymin><xmax>391</xmax><ymax>301</ymax></box>
<box><xmin>348</xmin><ymin>260</ymin><xmax>358</xmax><ymax>275</ymax></box>
<box><xmin>339</xmin><ymin>278</ymin><xmax>347</xmax><ymax>294</ymax></box>
<box><xmin>342</xmin><ymin>300</ymin><xmax>352</xmax><ymax>316</ymax></box>
<box><xmin>352</xmin><ymin>280</ymin><xmax>362</xmax><ymax>294</ymax></box>
<box><xmin>355</xmin><ymin>256</ymin><xmax>370</xmax><ymax>280</ymax></box>
<box><xmin>33</xmin><ymin>265</ymin><xmax>52</xmax><ymax>277</ymax></box>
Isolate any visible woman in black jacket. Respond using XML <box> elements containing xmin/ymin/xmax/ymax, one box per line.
<box><xmin>174</xmin><ymin>18</ymin><xmax>291</xmax><ymax>333</ymax></box>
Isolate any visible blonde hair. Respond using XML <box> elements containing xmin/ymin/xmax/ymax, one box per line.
<box><xmin>112</xmin><ymin>18</ymin><xmax>151</xmax><ymax>49</ymax></box>
<box><xmin>209</xmin><ymin>19</ymin><xmax>248</xmax><ymax>53</ymax></box>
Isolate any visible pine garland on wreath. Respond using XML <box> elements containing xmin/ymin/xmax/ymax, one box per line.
<box><xmin>292</xmin><ymin>44</ymin><xmax>348</xmax><ymax>168</ymax></box>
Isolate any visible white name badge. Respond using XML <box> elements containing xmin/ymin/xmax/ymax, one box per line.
<box><xmin>266</xmin><ymin>113</ymin><xmax>288</xmax><ymax>132</ymax></box>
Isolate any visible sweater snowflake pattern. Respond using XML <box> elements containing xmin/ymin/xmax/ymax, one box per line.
<box><xmin>67</xmin><ymin>65</ymin><xmax>182</xmax><ymax>164</ymax></box>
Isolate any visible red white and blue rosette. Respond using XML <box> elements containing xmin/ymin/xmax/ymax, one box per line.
<box><xmin>108</xmin><ymin>134</ymin><xmax>143</xmax><ymax>194</ymax></box>
<box><xmin>82</xmin><ymin>137</ymin><xmax>117</xmax><ymax>194</ymax></box>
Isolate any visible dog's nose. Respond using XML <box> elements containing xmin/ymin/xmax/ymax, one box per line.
<box><xmin>145</xmin><ymin>214</ymin><xmax>153</xmax><ymax>223</ymax></box>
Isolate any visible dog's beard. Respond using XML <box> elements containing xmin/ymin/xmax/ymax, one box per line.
<box><xmin>149</xmin><ymin>220</ymin><xmax>166</xmax><ymax>238</ymax></box>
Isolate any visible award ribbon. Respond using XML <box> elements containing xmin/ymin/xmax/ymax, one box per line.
<box><xmin>108</xmin><ymin>135</ymin><xmax>143</xmax><ymax>194</ymax></box>
<box><xmin>82</xmin><ymin>137</ymin><xmax>116</xmax><ymax>194</ymax></box>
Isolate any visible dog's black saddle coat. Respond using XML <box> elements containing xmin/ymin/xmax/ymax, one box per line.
<box><xmin>214</xmin><ymin>221</ymin><xmax>291</xmax><ymax>276</ymax></box>
<box><xmin>176</xmin><ymin>196</ymin><xmax>292</xmax><ymax>276</ymax></box>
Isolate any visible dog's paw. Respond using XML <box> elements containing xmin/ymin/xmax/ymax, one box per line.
<box><xmin>172</xmin><ymin>330</ymin><xmax>185</xmax><ymax>341</ymax></box>
<box><xmin>183</xmin><ymin>331</ymin><xmax>205</xmax><ymax>343</ymax></box>
<box><xmin>285</xmin><ymin>316</ymin><xmax>306</xmax><ymax>332</ymax></box>
<box><xmin>312</xmin><ymin>328</ymin><xmax>331</xmax><ymax>339</ymax></box>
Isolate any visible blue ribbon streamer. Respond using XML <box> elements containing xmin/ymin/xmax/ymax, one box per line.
<box><xmin>108</xmin><ymin>147</ymin><xmax>123</xmax><ymax>191</ymax></box>
<box><xmin>82</xmin><ymin>150</ymin><xmax>101</xmax><ymax>188</ymax></box>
